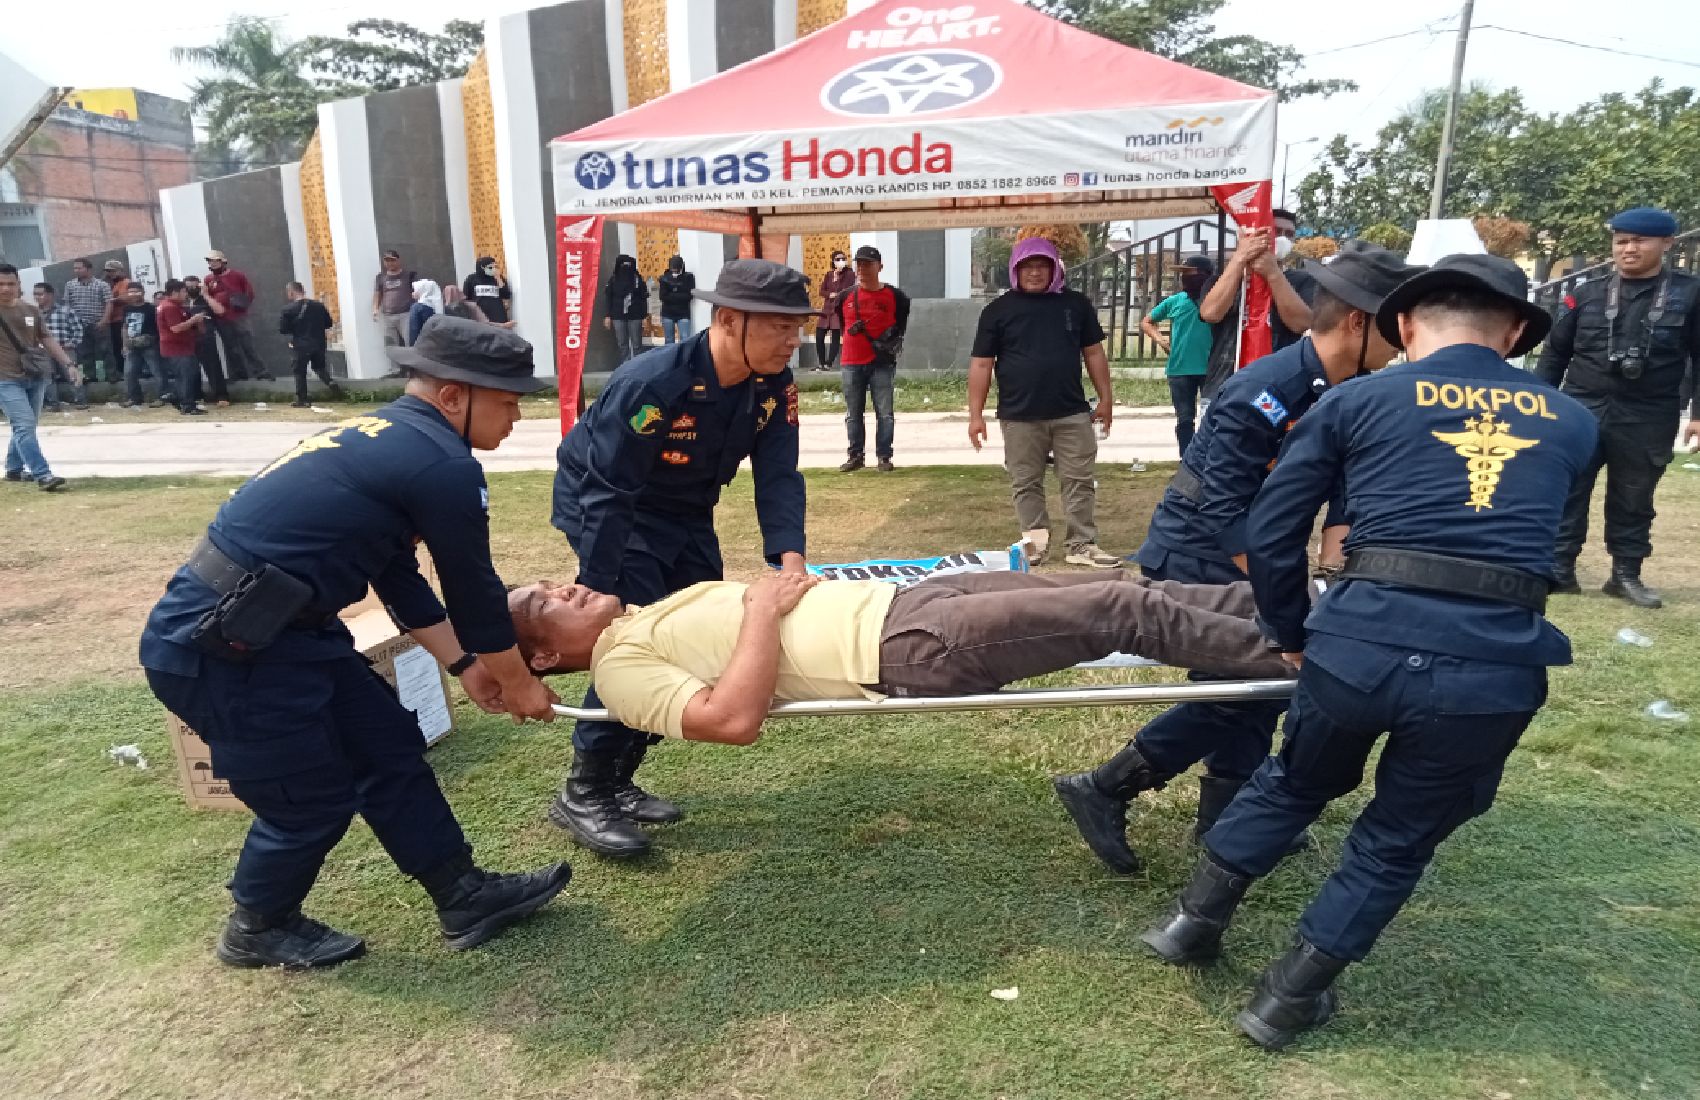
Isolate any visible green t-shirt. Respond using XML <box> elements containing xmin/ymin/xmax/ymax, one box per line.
<box><xmin>1147</xmin><ymin>291</ymin><xmax>1210</xmax><ymax>378</ymax></box>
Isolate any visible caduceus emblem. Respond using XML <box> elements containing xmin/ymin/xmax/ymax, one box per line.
<box><xmin>1431</xmin><ymin>411</ymin><xmax>1540</xmax><ymax>512</ymax></box>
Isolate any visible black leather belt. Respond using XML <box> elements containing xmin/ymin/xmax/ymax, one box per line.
<box><xmin>1168</xmin><ymin>462</ymin><xmax>1204</xmax><ymax>503</ymax></box>
<box><xmin>1341</xmin><ymin>547</ymin><xmax>1548</xmax><ymax>613</ymax></box>
<box><xmin>187</xmin><ymin>537</ymin><xmax>333</xmax><ymax>628</ymax></box>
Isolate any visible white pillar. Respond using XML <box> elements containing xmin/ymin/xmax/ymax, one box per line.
<box><xmin>319</xmin><ymin>96</ymin><xmax>387</xmax><ymax>380</ymax></box>
<box><xmin>279</xmin><ymin>163</ymin><xmax>313</xmax><ymax>295</ymax></box>
<box><xmin>436</xmin><ymin>78</ymin><xmax>477</xmax><ymax>280</ymax></box>
<box><xmin>666</xmin><ymin>0</ymin><xmax>725</xmax><ymax>332</ymax></box>
<box><xmin>944</xmin><ymin>227</ymin><xmax>973</xmax><ymax>299</ymax></box>
<box><xmin>488</xmin><ymin>11</ymin><xmax>554</xmax><ymax>371</ymax></box>
<box><xmin>159</xmin><ymin>182</ymin><xmax>212</xmax><ymax>286</ymax></box>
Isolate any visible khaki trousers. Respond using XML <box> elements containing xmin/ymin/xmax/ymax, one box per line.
<box><xmin>1000</xmin><ymin>412</ymin><xmax>1098</xmax><ymax>550</ymax></box>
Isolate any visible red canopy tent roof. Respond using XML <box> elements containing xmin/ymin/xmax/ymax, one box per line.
<box><xmin>548</xmin><ymin>0</ymin><xmax>1278</xmax><ymax>235</ymax></box>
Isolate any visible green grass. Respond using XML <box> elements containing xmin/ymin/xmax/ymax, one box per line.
<box><xmin>1</xmin><ymin>467</ymin><xmax>1698</xmax><ymax>1098</ymax></box>
<box><xmin>794</xmin><ymin>371</ymin><xmax>1173</xmax><ymax>415</ymax></box>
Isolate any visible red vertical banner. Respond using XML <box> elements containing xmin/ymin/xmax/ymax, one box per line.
<box><xmin>555</xmin><ymin>214</ymin><xmax>605</xmax><ymax>434</ymax></box>
<box><xmin>1209</xmin><ymin>180</ymin><xmax>1276</xmax><ymax>368</ymax></box>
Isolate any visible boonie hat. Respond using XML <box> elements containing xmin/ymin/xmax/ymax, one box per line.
<box><xmin>1608</xmin><ymin>207</ymin><xmax>1678</xmax><ymax>237</ymax></box>
<box><xmin>1375</xmin><ymin>253</ymin><xmax>1551</xmax><ymax>359</ymax></box>
<box><xmin>103</xmin><ymin>259</ymin><xmax>125</xmax><ymax>271</ymax></box>
<box><xmin>853</xmin><ymin>245</ymin><xmax>882</xmax><ymax>263</ymax></box>
<box><xmin>205</xmin><ymin>250</ymin><xmax>227</xmax><ymax>262</ymax></box>
<box><xmin>386</xmin><ymin>315</ymin><xmax>547</xmax><ymax>393</ymax></box>
<box><xmin>1302</xmin><ymin>242</ymin><xmax>1424</xmax><ymax>315</ymax></box>
<box><xmin>693</xmin><ymin>259</ymin><xmax>818</xmax><ymax>315</ymax></box>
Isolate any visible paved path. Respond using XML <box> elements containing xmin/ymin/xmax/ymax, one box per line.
<box><xmin>38</xmin><ymin>409</ymin><xmax>1185</xmax><ymax>478</ymax></box>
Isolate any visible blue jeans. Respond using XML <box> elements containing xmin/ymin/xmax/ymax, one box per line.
<box><xmin>841</xmin><ymin>362</ymin><xmax>895</xmax><ymax>460</ymax></box>
<box><xmin>1</xmin><ymin>375</ymin><xmax>53</xmax><ymax>479</ymax></box>
<box><xmin>662</xmin><ymin>316</ymin><xmax>691</xmax><ymax>343</ymax></box>
<box><xmin>124</xmin><ymin>346</ymin><xmax>166</xmax><ymax>405</ymax></box>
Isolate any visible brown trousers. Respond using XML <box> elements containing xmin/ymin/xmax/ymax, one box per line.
<box><xmin>875</xmin><ymin>571</ymin><xmax>1290</xmax><ymax>697</ymax></box>
<box><xmin>1001</xmin><ymin>413</ymin><xmax>1099</xmax><ymax>550</ymax></box>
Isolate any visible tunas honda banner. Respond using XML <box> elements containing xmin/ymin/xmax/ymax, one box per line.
<box><xmin>555</xmin><ymin>214</ymin><xmax>604</xmax><ymax>434</ymax></box>
<box><xmin>553</xmin><ymin>101</ymin><xmax>1275</xmax><ymax>216</ymax></box>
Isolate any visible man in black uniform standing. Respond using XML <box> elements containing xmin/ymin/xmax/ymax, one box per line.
<box><xmin>141</xmin><ymin>316</ymin><xmax>570</xmax><ymax>969</ymax></box>
<box><xmin>550</xmin><ymin>259</ymin><xmax>813</xmax><ymax>857</ymax></box>
<box><xmin>1139</xmin><ymin>256</ymin><xmax>1597</xmax><ymax>1050</ymax></box>
<box><xmin>1537</xmin><ymin>207</ymin><xmax>1700</xmax><ymax>608</ymax></box>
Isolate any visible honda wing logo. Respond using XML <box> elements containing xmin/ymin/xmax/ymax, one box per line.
<box><xmin>822</xmin><ymin>50</ymin><xmax>1001</xmax><ymax>118</ymax></box>
<box><xmin>574</xmin><ymin>151</ymin><xmax>618</xmax><ymax>191</ymax></box>
<box><xmin>560</xmin><ymin>216</ymin><xmax>599</xmax><ymax>241</ymax></box>
<box><xmin>1221</xmin><ymin>183</ymin><xmax>1262</xmax><ymax>217</ymax></box>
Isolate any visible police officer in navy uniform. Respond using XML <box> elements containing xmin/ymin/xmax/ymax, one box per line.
<box><xmin>1536</xmin><ymin>207</ymin><xmax>1700</xmax><ymax>608</ymax></box>
<box><xmin>550</xmin><ymin>259</ymin><xmax>813</xmax><ymax>856</ymax></box>
<box><xmin>1054</xmin><ymin>245</ymin><xmax>1423</xmax><ymax>876</ymax></box>
<box><xmin>1138</xmin><ymin>255</ymin><xmax>1597</xmax><ymax>1050</ymax></box>
<box><xmin>141</xmin><ymin>316</ymin><xmax>572</xmax><ymax>969</ymax></box>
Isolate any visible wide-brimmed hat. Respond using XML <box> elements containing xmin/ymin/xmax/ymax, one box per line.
<box><xmin>1302</xmin><ymin>242</ymin><xmax>1424</xmax><ymax>314</ymax></box>
<box><xmin>693</xmin><ymin>259</ymin><xmax>818</xmax><ymax>315</ymax></box>
<box><xmin>205</xmin><ymin>250</ymin><xmax>228</xmax><ymax>263</ymax></box>
<box><xmin>1375</xmin><ymin>253</ymin><xmax>1551</xmax><ymax>359</ymax></box>
<box><xmin>386</xmin><ymin>315</ymin><xmax>546</xmax><ymax>393</ymax></box>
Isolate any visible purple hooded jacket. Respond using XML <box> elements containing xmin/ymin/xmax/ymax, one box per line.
<box><xmin>1008</xmin><ymin>237</ymin><xmax>1066</xmax><ymax>293</ymax></box>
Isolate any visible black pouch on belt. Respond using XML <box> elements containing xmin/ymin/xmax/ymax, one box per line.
<box><xmin>192</xmin><ymin>565</ymin><xmax>316</xmax><ymax>660</ymax></box>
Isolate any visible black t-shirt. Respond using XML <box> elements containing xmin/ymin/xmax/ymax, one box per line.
<box><xmin>279</xmin><ymin>299</ymin><xmax>335</xmax><ymax>352</ymax></box>
<box><xmin>971</xmin><ymin>289</ymin><xmax>1105</xmax><ymax>421</ymax></box>
<box><xmin>186</xmin><ymin>294</ymin><xmax>219</xmax><ymax>346</ymax></box>
<box><xmin>120</xmin><ymin>303</ymin><xmax>159</xmax><ymax>345</ymax></box>
<box><xmin>1201</xmin><ymin>267</ymin><xmax>1317</xmax><ymax>399</ymax></box>
<box><xmin>462</xmin><ymin>273</ymin><xmax>512</xmax><ymax>324</ymax></box>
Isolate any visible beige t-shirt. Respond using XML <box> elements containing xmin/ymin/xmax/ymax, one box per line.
<box><xmin>591</xmin><ymin>580</ymin><xmax>899</xmax><ymax>738</ymax></box>
<box><xmin>0</xmin><ymin>301</ymin><xmax>46</xmax><ymax>382</ymax></box>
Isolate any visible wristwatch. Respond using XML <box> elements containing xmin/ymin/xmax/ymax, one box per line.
<box><xmin>446</xmin><ymin>652</ymin><xmax>478</xmax><ymax>676</ymax></box>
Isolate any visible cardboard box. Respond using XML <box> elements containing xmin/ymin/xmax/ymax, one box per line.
<box><xmin>167</xmin><ymin>609</ymin><xmax>455</xmax><ymax>811</ymax></box>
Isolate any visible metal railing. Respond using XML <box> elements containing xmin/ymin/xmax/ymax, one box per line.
<box><xmin>1530</xmin><ymin>229</ymin><xmax>1700</xmax><ymax>316</ymax></box>
<box><xmin>1066</xmin><ymin>217</ymin><xmax>1235</xmax><ymax>361</ymax></box>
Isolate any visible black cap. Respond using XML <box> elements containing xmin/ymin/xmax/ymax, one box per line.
<box><xmin>853</xmin><ymin>245</ymin><xmax>882</xmax><ymax>263</ymax></box>
<box><xmin>1302</xmin><ymin>242</ymin><xmax>1425</xmax><ymax>315</ymax></box>
<box><xmin>1375</xmin><ymin>253</ymin><xmax>1551</xmax><ymax>359</ymax></box>
<box><xmin>692</xmin><ymin>259</ymin><xmax>818</xmax><ymax>315</ymax></box>
<box><xmin>1175</xmin><ymin>254</ymin><xmax>1216</xmax><ymax>276</ymax></box>
<box><xmin>386</xmin><ymin>315</ymin><xmax>546</xmax><ymax>393</ymax></box>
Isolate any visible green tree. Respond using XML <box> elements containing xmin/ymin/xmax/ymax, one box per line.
<box><xmin>172</xmin><ymin>17</ymin><xmax>332</xmax><ymax>166</ymax></box>
<box><xmin>1296</xmin><ymin>80</ymin><xmax>1700</xmax><ymax>275</ymax></box>
<box><xmin>303</xmin><ymin>19</ymin><xmax>484</xmax><ymax>92</ymax></box>
<box><xmin>1037</xmin><ymin>0</ymin><xmax>1356</xmax><ymax>101</ymax></box>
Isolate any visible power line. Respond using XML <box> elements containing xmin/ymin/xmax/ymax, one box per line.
<box><xmin>1475</xmin><ymin>25</ymin><xmax>1700</xmax><ymax>70</ymax></box>
<box><xmin>1309</xmin><ymin>19</ymin><xmax>1458</xmax><ymax>58</ymax></box>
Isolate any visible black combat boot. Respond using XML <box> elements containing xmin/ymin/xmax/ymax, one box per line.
<box><xmin>1052</xmin><ymin>740</ymin><xmax>1176</xmax><ymax>875</ymax></box>
<box><xmin>1603</xmin><ymin>557</ymin><xmax>1662</xmax><ymax>608</ymax></box>
<box><xmin>1550</xmin><ymin>558</ymin><xmax>1581</xmax><ymax>595</ymax></box>
<box><xmin>1194</xmin><ymin>773</ymin><xmax>1311</xmax><ymax>857</ymax></box>
<box><xmin>613</xmin><ymin>740</ymin><xmax>684</xmax><ymax>824</ymax></box>
<box><xmin>548</xmin><ymin>748</ymin><xmax>654</xmax><ymax>856</ymax></box>
<box><xmin>417</xmin><ymin>854</ymin><xmax>573</xmax><ymax>951</ymax></box>
<box><xmin>1140</xmin><ymin>852</ymin><xmax>1254</xmax><ymax>964</ymax></box>
<box><xmin>1236</xmin><ymin>938</ymin><xmax>1351</xmax><ymax>1051</ymax></box>
<box><xmin>216</xmin><ymin>905</ymin><xmax>366</xmax><ymax>969</ymax></box>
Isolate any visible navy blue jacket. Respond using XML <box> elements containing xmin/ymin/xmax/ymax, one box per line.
<box><xmin>1249</xmin><ymin>343</ymin><xmax>1598</xmax><ymax>665</ymax></box>
<box><xmin>1140</xmin><ymin>337</ymin><xmax>1333</xmax><ymax>567</ymax></box>
<box><xmin>552</xmin><ymin>332</ymin><xmax>806</xmax><ymax>592</ymax></box>
<box><xmin>139</xmin><ymin>396</ymin><xmax>515</xmax><ymax>676</ymax></box>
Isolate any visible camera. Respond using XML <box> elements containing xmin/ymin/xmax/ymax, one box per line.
<box><xmin>1610</xmin><ymin>348</ymin><xmax>1647</xmax><ymax>380</ymax></box>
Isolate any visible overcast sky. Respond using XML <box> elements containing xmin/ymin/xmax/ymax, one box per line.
<box><xmin>6</xmin><ymin>0</ymin><xmax>1698</xmax><ymax>195</ymax></box>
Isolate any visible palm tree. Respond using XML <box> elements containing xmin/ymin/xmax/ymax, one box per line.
<box><xmin>172</xmin><ymin>17</ymin><xmax>338</xmax><ymax>168</ymax></box>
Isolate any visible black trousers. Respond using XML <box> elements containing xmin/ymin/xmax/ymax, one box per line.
<box><xmin>196</xmin><ymin>340</ymin><xmax>228</xmax><ymax>400</ymax></box>
<box><xmin>815</xmin><ymin>328</ymin><xmax>841</xmax><ymax>369</ymax></box>
<box><xmin>292</xmin><ymin>348</ymin><xmax>334</xmax><ymax>403</ymax></box>
<box><xmin>1169</xmin><ymin>374</ymin><xmax>1204</xmax><ymax>453</ymax></box>
<box><xmin>1555</xmin><ymin>413</ymin><xmax>1675</xmax><ymax>562</ymax></box>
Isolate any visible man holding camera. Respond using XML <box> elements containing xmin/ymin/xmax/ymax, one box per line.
<box><xmin>835</xmin><ymin>245</ymin><xmax>910</xmax><ymax>472</ymax></box>
<box><xmin>1537</xmin><ymin>207</ymin><xmax>1700</xmax><ymax>608</ymax></box>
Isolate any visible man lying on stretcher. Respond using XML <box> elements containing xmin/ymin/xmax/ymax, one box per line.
<box><xmin>509</xmin><ymin>570</ymin><xmax>1291</xmax><ymax>746</ymax></box>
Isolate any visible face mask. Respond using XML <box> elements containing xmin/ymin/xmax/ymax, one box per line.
<box><xmin>1180</xmin><ymin>273</ymin><xmax>1206</xmax><ymax>296</ymax></box>
<box><xmin>482</xmin><ymin>265</ymin><xmax>497</xmax><ymax>276</ymax></box>
<box><xmin>1273</xmin><ymin>236</ymin><xmax>1295</xmax><ymax>262</ymax></box>
<box><xmin>833</xmin><ymin>259</ymin><xmax>846</xmax><ymax>269</ymax></box>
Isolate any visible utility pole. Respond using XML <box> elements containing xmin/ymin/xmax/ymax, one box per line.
<box><xmin>1428</xmin><ymin>0</ymin><xmax>1476</xmax><ymax>221</ymax></box>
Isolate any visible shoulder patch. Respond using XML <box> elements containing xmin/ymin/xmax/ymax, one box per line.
<box><xmin>479</xmin><ymin>487</ymin><xmax>490</xmax><ymax>512</ymax></box>
<box><xmin>1250</xmin><ymin>390</ymin><xmax>1288</xmax><ymax>427</ymax></box>
<box><xmin>628</xmin><ymin>403</ymin><xmax>663</xmax><ymax>435</ymax></box>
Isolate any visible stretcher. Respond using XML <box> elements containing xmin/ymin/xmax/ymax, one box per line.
<box><xmin>551</xmin><ymin>677</ymin><xmax>1295</xmax><ymax>722</ymax></box>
